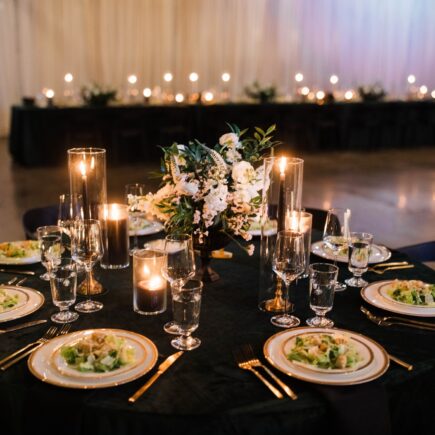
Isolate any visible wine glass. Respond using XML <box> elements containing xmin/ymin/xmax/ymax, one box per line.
<box><xmin>58</xmin><ymin>193</ymin><xmax>83</xmax><ymax>251</ymax></box>
<box><xmin>70</xmin><ymin>219</ymin><xmax>104</xmax><ymax>313</ymax></box>
<box><xmin>49</xmin><ymin>258</ymin><xmax>79</xmax><ymax>323</ymax></box>
<box><xmin>161</xmin><ymin>234</ymin><xmax>196</xmax><ymax>334</ymax></box>
<box><xmin>322</xmin><ymin>208</ymin><xmax>351</xmax><ymax>292</ymax></box>
<box><xmin>37</xmin><ymin>225</ymin><xmax>62</xmax><ymax>281</ymax></box>
<box><xmin>346</xmin><ymin>232</ymin><xmax>373</xmax><ymax>287</ymax></box>
<box><xmin>306</xmin><ymin>263</ymin><xmax>338</xmax><ymax>328</ymax></box>
<box><xmin>125</xmin><ymin>183</ymin><xmax>146</xmax><ymax>254</ymax></box>
<box><xmin>271</xmin><ymin>230</ymin><xmax>305</xmax><ymax>328</ymax></box>
<box><xmin>170</xmin><ymin>279</ymin><xmax>203</xmax><ymax>351</ymax></box>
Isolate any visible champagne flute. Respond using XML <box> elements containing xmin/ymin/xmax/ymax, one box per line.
<box><xmin>271</xmin><ymin>231</ymin><xmax>305</xmax><ymax>328</ymax></box>
<box><xmin>161</xmin><ymin>234</ymin><xmax>196</xmax><ymax>334</ymax></box>
<box><xmin>58</xmin><ymin>193</ymin><xmax>83</xmax><ymax>251</ymax></box>
<box><xmin>322</xmin><ymin>208</ymin><xmax>351</xmax><ymax>292</ymax></box>
<box><xmin>71</xmin><ymin>219</ymin><xmax>104</xmax><ymax>313</ymax></box>
<box><xmin>346</xmin><ymin>232</ymin><xmax>373</xmax><ymax>287</ymax></box>
<box><xmin>125</xmin><ymin>183</ymin><xmax>146</xmax><ymax>254</ymax></box>
<box><xmin>37</xmin><ymin>225</ymin><xmax>62</xmax><ymax>281</ymax></box>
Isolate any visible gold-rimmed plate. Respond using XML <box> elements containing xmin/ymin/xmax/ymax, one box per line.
<box><xmin>0</xmin><ymin>286</ymin><xmax>44</xmax><ymax>323</ymax></box>
<box><xmin>28</xmin><ymin>328</ymin><xmax>158</xmax><ymax>389</ymax></box>
<box><xmin>264</xmin><ymin>327</ymin><xmax>389</xmax><ymax>386</ymax></box>
<box><xmin>281</xmin><ymin>332</ymin><xmax>374</xmax><ymax>374</ymax></box>
<box><xmin>361</xmin><ymin>280</ymin><xmax>435</xmax><ymax>317</ymax></box>
<box><xmin>311</xmin><ymin>241</ymin><xmax>391</xmax><ymax>264</ymax></box>
<box><xmin>378</xmin><ymin>281</ymin><xmax>435</xmax><ymax>309</ymax></box>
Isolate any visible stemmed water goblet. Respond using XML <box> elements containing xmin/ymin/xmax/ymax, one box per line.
<box><xmin>306</xmin><ymin>263</ymin><xmax>338</xmax><ymax>328</ymax></box>
<box><xmin>49</xmin><ymin>258</ymin><xmax>79</xmax><ymax>323</ymax></box>
<box><xmin>346</xmin><ymin>232</ymin><xmax>373</xmax><ymax>287</ymax></box>
<box><xmin>161</xmin><ymin>234</ymin><xmax>196</xmax><ymax>334</ymax></box>
<box><xmin>125</xmin><ymin>183</ymin><xmax>146</xmax><ymax>254</ymax></box>
<box><xmin>271</xmin><ymin>230</ymin><xmax>305</xmax><ymax>328</ymax></box>
<box><xmin>37</xmin><ymin>225</ymin><xmax>62</xmax><ymax>281</ymax></box>
<box><xmin>170</xmin><ymin>279</ymin><xmax>203</xmax><ymax>351</ymax></box>
<box><xmin>322</xmin><ymin>208</ymin><xmax>351</xmax><ymax>291</ymax></box>
<box><xmin>70</xmin><ymin>219</ymin><xmax>104</xmax><ymax>313</ymax></box>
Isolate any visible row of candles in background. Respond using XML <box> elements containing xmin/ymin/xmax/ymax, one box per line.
<box><xmin>36</xmin><ymin>71</ymin><xmax>435</xmax><ymax>107</ymax></box>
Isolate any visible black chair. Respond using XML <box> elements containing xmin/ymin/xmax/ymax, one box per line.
<box><xmin>304</xmin><ymin>207</ymin><xmax>328</xmax><ymax>232</ymax></box>
<box><xmin>396</xmin><ymin>241</ymin><xmax>435</xmax><ymax>263</ymax></box>
<box><xmin>22</xmin><ymin>205</ymin><xmax>58</xmax><ymax>239</ymax></box>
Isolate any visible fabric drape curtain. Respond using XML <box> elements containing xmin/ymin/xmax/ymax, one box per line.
<box><xmin>1</xmin><ymin>0</ymin><xmax>435</xmax><ymax>136</ymax></box>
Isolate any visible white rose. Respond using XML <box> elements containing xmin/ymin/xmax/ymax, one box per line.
<box><xmin>175</xmin><ymin>178</ymin><xmax>199</xmax><ymax>196</ymax></box>
<box><xmin>219</xmin><ymin>132</ymin><xmax>240</xmax><ymax>148</ymax></box>
<box><xmin>232</xmin><ymin>161</ymin><xmax>255</xmax><ymax>185</ymax></box>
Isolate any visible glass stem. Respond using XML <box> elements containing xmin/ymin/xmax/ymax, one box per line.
<box><xmin>283</xmin><ymin>281</ymin><xmax>289</xmax><ymax>316</ymax></box>
<box><xmin>86</xmin><ymin>267</ymin><xmax>91</xmax><ymax>300</ymax></box>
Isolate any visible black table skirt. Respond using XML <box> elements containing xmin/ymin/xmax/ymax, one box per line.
<box><xmin>9</xmin><ymin>101</ymin><xmax>435</xmax><ymax>166</ymax></box>
<box><xmin>0</xmin><ymin>235</ymin><xmax>434</xmax><ymax>435</ymax></box>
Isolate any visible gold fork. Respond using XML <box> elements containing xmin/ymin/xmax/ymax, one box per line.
<box><xmin>242</xmin><ymin>344</ymin><xmax>297</xmax><ymax>400</ymax></box>
<box><xmin>233</xmin><ymin>347</ymin><xmax>284</xmax><ymax>399</ymax></box>
<box><xmin>0</xmin><ymin>324</ymin><xmax>71</xmax><ymax>370</ymax></box>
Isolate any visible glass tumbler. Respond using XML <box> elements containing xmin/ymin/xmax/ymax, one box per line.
<box><xmin>306</xmin><ymin>263</ymin><xmax>338</xmax><ymax>328</ymax></box>
<box><xmin>346</xmin><ymin>232</ymin><xmax>373</xmax><ymax>287</ymax></box>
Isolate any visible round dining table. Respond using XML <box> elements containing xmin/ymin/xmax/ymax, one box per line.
<box><xmin>0</xmin><ymin>232</ymin><xmax>434</xmax><ymax>435</ymax></box>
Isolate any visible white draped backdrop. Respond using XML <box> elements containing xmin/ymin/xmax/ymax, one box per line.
<box><xmin>1</xmin><ymin>0</ymin><xmax>435</xmax><ymax>136</ymax></box>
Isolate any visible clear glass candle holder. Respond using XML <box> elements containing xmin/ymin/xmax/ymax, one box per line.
<box><xmin>99</xmin><ymin>203</ymin><xmax>130</xmax><ymax>269</ymax></box>
<box><xmin>133</xmin><ymin>249</ymin><xmax>167</xmax><ymax>315</ymax></box>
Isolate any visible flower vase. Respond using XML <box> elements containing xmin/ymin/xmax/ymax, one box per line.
<box><xmin>193</xmin><ymin>228</ymin><xmax>231</xmax><ymax>282</ymax></box>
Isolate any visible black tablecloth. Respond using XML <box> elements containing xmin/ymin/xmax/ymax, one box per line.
<box><xmin>9</xmin><ymin>101</ymin><xmax>435</xmax><ymax>166</ymax></box>
<box><xmin>0</xmin><ymin>235</ymin><xmax>434</xmax><ymax>435</ymax></box>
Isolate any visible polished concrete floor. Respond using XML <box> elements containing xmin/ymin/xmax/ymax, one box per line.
<box><xmin>1</xmin><ymin>138</ymin><xmax>434</xmax><ymax>250</ymax></box>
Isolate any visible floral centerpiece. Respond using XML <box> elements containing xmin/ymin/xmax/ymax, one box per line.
<box><xmin>81</xmin><ymin>83</ymin><xmax>117</xmax><ymax>106</ymax></box>
<box><xmin>130</xmin><ymin>124</ymin><xmax>277</xmax><ymax>274</ymax></box>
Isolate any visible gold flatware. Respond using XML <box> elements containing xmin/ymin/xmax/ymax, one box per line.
<box><xmin>128</xmin><ymin>351</ymin><xmax>184</xmax><ymax>403</ymax></box>
<box><xmin>242</xmin><ymin>344</ymin><xmax>297</xmax><ymax>400</ymax></box>
<box><xmin>233</xmin><ymin>347</ymin><xmax>284</xmax><ymax>399</ymax></box>
<box><xmin>370</xmin><ymin>261</ymin><xmax>409</xmax><ymax>269</ymax></box>
<box><xmin>1</xmin><ymin>277</ymin><xmax>18</xmax><ymax>286</ymax></box>
<box><xmin>0</xmin><ymin>319</ymin><xmax>47</xmax><ymax>334</ymax></box>
<box><xmin>0</xmin><ymin>324</ymin><xmax>71</xmax><ymax>371</ymax></box>
<box><xmin>0</xmin><ymin>269</ymin><xmax>35</xmax><ymax>276</ymax></box>
<box><xmin>368</xmin><ymin>265</ymin><xmax>414</xmax><ymax>275</ymax></box>
<box><xmin>388</xmin><ymin>354</ymin><xmax>413</xmax><ymax>371</ymax></box>
<box><xmin>361</xmin><ymin>306</ymin><xmax>435</xmax><ymax>331</ymax></box>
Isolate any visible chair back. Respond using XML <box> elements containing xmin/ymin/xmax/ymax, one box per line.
<box><xmin>22</xmin><ymin>205</ymin><xmax>58</xmax><ymax>239</ymax></box>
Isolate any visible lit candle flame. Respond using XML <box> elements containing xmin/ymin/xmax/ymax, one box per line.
<box><xmin>148</xmin><ymin>276</ymin><xmax>164</xmax><ymax>291</ymax></box>
<box><xmin>79</xmin><ymin>161</ymin><xmax>87</xmax><ymax>177</ymax></box>
<box><xmin>110</xmin><ymin>204</ymin><xmax>121</xmax><ymax>220</ymax></box>
<box><xmin>279</xmin><ymin>157</ymin><xmax>287</xmax><ymax>176</ymax></box>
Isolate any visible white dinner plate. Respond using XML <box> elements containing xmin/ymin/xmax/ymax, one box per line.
<box><xmin>361</xmin><ymin>280</ymin><xmax>435</xmax><ymax>317</ymax></box>
<box><xmin>0</xmin><ymin>286</ymin><xmax>44</xmax><ymax>323</ymax></box>
<box><xmin>311</xmin><ymin>241</ymin><xmax>391</xmax><ymax>264</ymax></box>
<box><xmin>264</xmin><ymin>327</ymin><xmax>389</xmax><ymax>386</ymax></box>
<box><xmin>247</xmin><ymin>221</ymin><xmax>278</xmax><ymax>237</ymax></box>
<box><xmin>129</xmin><ymin>219</ymin><xmax>164</xmax><ymax>237</ymax></box>
<box><xmin>28</xmin><ymin>328</ymin><xmax>158</xmax><ymax>389</ymax></box>
<box><xmin>0</xmin><ymin>240</ymin><xmax>40</xmax><ymax>265</ymax></box>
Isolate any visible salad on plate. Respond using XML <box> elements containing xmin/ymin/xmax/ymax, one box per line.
<box><xmin>60</xmin><ymin>332</ymin><xmax>136</xmax><ymax>373</ymax></box>
<box><xmin>286</xmin><ymin>333</ymin><xmax>365</xmax><ymax>371</ymax></box>
<box><xmin>382</xmin><ymin>280</ymin><xmax>435</xmax><ymax>307</ymax></box>
<box><xmin>0</xmin><ymin>288</ymin><xmax>20</xmax><ymax>313</ymax></box>
<box><xmin>0</xmin><ymin>240</ymin><xmax>39</xmax><ymax>260</ymax></box>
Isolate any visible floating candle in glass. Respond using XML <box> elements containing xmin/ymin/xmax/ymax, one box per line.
<box><xmin>133</xmin><ymin>249</ymin><xmax>167</xmax><ymax>315</ymax></box>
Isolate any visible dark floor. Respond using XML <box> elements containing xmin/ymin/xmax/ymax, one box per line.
<box><xmin>1</xmin><ymin>139</ymin><xmax>434</xmax><ymax>252</ymax></box>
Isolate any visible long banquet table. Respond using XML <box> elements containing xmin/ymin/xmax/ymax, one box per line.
<box><xmin>9</xmin><ymin>100</ymin><xmax>435</xmax><ymax>166</ymax></box>
<box><xmin>0</xmin><ymin>232</ymin><xmax>435</xmax><ymax>435</ymax></box>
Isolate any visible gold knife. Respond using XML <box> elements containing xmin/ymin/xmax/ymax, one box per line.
<box><xmin>0</xmin><ymin>319</ymin><xmax>47</xmax><ymax>334</ymax></box>
<box><xmin>128</xmin><ymin>351</ymin><xmax>184</xmax><ymax>403</ymax></box>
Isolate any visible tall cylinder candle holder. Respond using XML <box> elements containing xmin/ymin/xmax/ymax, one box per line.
<box><xmin>258</xmin><ymin>156</ymin><xmax>304</xmax><ymax>312</ymax></box>
<box><xmin>99</xmin><ymin>204</ymin><xmax>129</xmax><ymax>269</ymax></box>
<box><xmin>133</xmin><ymin>249</ymin><xmax>167</xmax><ymax>315</ymax></box>
<box><xmin>68</xmin><ymin>147</ymin><xmax>107</xmax><ymax>295</ymax></box>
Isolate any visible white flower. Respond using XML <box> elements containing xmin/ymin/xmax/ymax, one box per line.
<box><xmin>219</xmin><ymin>132</ymin><xmax>240</xmax><ymax>148</ymax></box>
<box><xmin>174</xmin><ymin>145</ymin><xmax>187</xmax><ymax>166</ymax></box>
<box><xmin>246</xmin><ymin>244</ymin><xmax>255</xmax><ymax>256</ymax></box>
<box><xmin>225</xmin><ymin>147</ymin><xmax>242</xmax><ymax>164</ymax></box>
<box><xmin>202</xmin><ymin>183</ymin><xmax>228</xmax><ymax>227</ymax></box>
<box><xmin>232</xmin><ymin>161</ymin><xmax>255</xmax><ymax>185</ymax></box>
<box><xmin>193</xmin><ymin>210</ymin><xmax>201</xmax><ymax>224</ymax></box>
<box><xmin>175</xmin><ymin>177</ymin><xmax>199</xmax><ymax>196</ymax></box>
